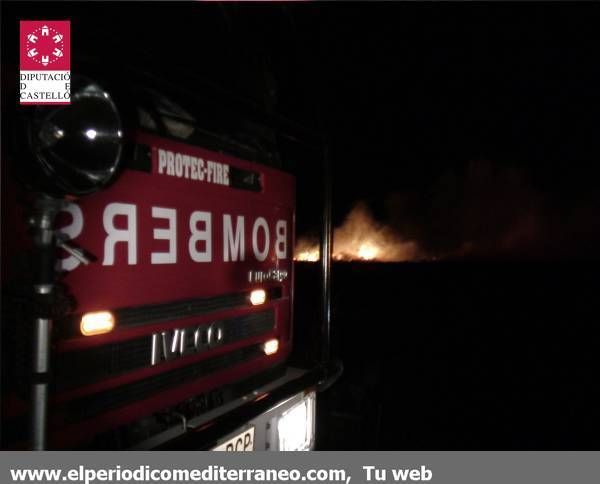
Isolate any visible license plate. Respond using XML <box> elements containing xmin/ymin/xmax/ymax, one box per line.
<box><xmin>212</xmin><ymin>426</ymin><xmax>255</xmax><ymax>451</ymax></box>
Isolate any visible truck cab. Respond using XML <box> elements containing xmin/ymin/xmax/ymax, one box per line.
<box><xmin>1</xmin><ymin>2</ymin><xmax>335</xmax><ymax>450</ymax></box>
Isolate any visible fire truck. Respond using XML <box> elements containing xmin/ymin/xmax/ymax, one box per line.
<box><xmin>1</xmin><ymin>3</ymin><xmax>338</xmax><ymax>450</ymax></box>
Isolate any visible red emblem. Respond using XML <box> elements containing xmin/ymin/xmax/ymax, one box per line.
<box><xmin>20</xmin><ymin>21</ymin><xmax>70</xmax><ymax>71</ymax></box>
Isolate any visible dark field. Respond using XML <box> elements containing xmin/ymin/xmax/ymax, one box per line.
<box><xmin>295</xmin><ymin>261</ymin><xmax>600</xmax><ymax>450</ymax></box>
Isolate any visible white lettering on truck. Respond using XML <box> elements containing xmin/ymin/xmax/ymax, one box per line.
<box><xmin>56</xmin><ymin>203</ymin><xmax>84</xmax><ymax>272</ymax></box>
<box><xmin>103</xmin><ymin>203</ymin><xmax>137</xmax><ymax>266</ymax></box>
<box><xmin>157</xmin><ymin>148</ymin><xmax>229</xmax><ymax>187</ymax></box>
<box><xmin>275</xmin><ymin>220</ymin><xmax>287</xmax><ymax>259</ymax></box>
<box><xmin>223</xmin><ymin>215</ymin><xmax>245</xmax><ymax>262</ymax></box>
<box><xmin>189</xmin><ymin>211</ymin><xmax>212</xmax><ymax>262</ymax></box>
<box><xmin>151</xmin><ymin>207</ymin><xmax>177</xmax><ymax>264</ymax></box>
<box><xmin>56</xmin><ymin>203</ymin><xmax>288</xmax><ymax>271</ymax></box>
<box><xmin>252</xmin><ymin>217</ymin><xmax>270</xmax><ymax>262</ymax></box>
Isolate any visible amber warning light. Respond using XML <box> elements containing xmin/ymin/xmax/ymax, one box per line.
<box><xmin>80</xmin><ymin>311</ymin><xmax>115</xmax><ymax>336</ymax></box>
<box><xmin>250</xmin><ymin>289</ymin><xmax>267</xmax><ymax>306</ymax></box>
<box><xmin>263</xmin><ymin>339</ymin><xmax>279</xmax><ymax>356</ymax></box>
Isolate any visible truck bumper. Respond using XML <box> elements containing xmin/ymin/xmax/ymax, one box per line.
<box><xmin>213</xmin><ymin>389</ymin><xmax>316</xmax><ymax>451</ymax></box>
<box><xmin>136</xmin><ymin>366</ymin><xmax>324</xmax><ymax>450</ymax></box>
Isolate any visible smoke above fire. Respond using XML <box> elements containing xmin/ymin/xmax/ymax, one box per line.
<box><xmin>295</xmin><ymin>159</ymin><xmax>600</xmax><ymax>263</ymax></box>
<box><xmin>295</xmin><ymin>202</ymin><xmax>422</xmax><ymax>262</ymax></box>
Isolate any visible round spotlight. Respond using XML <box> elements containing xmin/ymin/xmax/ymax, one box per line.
<box><xmin>24</xmin><ymin>78</ymin><xmax>124</xmax><ymax>197</ymax></box>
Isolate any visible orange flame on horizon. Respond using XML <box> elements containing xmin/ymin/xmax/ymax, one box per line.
<box><xmin>295</xmin><ymin>203</ymin><xmax>422</xmax><ymax>262</ymax></box>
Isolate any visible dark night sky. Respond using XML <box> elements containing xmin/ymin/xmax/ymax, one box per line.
<box><xmin>288</xmin><ymin>3</ymin><xmax>600</xmax><ymax>258</ymax></box>
<box><xmin>3</xmin><ymin>2</ymin><xmax>600</xmax><ymax>258</ymax></box>
<box><xmin>296</xmin><ymin>3</ymin><xmax>600</xmax><ymax>186</ymax></box>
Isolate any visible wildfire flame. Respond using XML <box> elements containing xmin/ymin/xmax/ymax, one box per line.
<box><xmin>295</xmin><ymin>202</ymin><xmax>421</xmax><ymax>262</ymax></box>
<box><xmin>295</xmin><ymin>238</ymin><xmax>321</xmax><ymax>262</ymax></box>
<box><xmin>357</xmin><ymin>243</ymin><xmax>378</xmax><ymax>260</ymax></box>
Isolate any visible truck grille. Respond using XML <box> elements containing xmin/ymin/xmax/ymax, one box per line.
<box><xmin>60</xmin><ymin>344</ymin><xmax>264</xmax><ymax>423</ymax></box>
<box><xmin>54</xmin><ymin>309</ymin><xmax>275</xmax><ymax>391</ymax></box>
<box><xmin>115</xmin><ymin>293</ymin><xmax>249</xmax><ymax>327</ymax></box>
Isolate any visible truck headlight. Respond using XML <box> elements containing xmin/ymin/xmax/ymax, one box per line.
<box><xmin>276</xmin><ymin>391</ymin><xmax>316</xmax><ymax>451</ymax></box>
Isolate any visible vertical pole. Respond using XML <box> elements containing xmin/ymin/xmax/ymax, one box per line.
<box><xmin>31</xmin><ymin>316</ymin><xmax>52</xmax><ymax>450</ymax></box>
<box><xmin>29</xmin><ymin>198</ymin><xmax>60</xmax><ymax>450</ymax></box>
<box><xmin>320</xmin><ymin>145</ymin><xmax>332</xmax><ymax>368</ymax></box>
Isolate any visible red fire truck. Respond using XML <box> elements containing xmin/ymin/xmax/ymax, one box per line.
<box><xmin>1</xmin><ymin>3</ymin><xmax>337</xmax><ymax>450</ymax></box>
